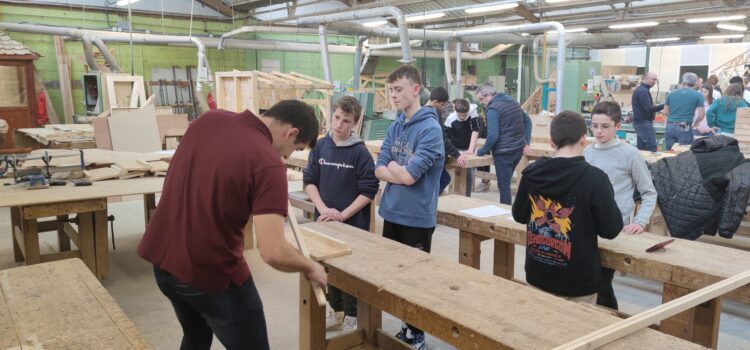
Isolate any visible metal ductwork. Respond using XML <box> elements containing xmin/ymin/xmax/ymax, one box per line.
<box><xmin>81</xmin><ymin>34</ymin><xmax>98</xmax><ymax>72</ymax></box>
<box><xmin>455</xmin><ymin>42</ymin><xmax>462</xmax><ymax>91</ymax></box>
<box><xmin>354</xmin><ymin>36</ymin><xmax>368</xmax><ymax>90</ymax></box>
<box><xmin>291</xmin><ymin>7</ymin><xmax>413</xmax><ymax>63</ymax></box>
<box><xmin>91</xmin><ymin>36</ymin><xmax>121</xmax><ymax>72</ymax></box>
<box><xmin>518</xmin><ymin>45</ymin><xmax>524</xmax><ymax>103</ymax></box>
<box><xmin>444</xmin><ymin>42</ymin><xmax>453</xmax><ymax>86</ymax></box>
<box><xmin>217</xmin><ymin>25</ymin><xmax>325</xmax><ymax>50</ymax></box>
<box><xmin>319</xmin><ymin>24</ymin><xmax>332</xmax><ymax>82</ymax></box>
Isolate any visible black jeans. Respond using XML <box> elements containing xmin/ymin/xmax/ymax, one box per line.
<box><xmin>153</xmin><ymin>266</ymin><xmax>270</xmax><ymax>350</ymax></box>
<box><xmin>382</xmin><ymin>220</ymin><xmax>435</xmax><ymax>336</ymax></box>
<box><xmin>596</xmin><ymin>267</ymin><xmax>618</xmax><ymax>310</ymax></box>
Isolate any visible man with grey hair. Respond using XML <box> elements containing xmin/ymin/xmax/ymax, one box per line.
<box><xmin>474</xmin><ymin>82</ymin><xmax>532</xmax><ymax>204</ymax></box>
<box><xmin>631</xmin><ymin>72</ymin><xmax>664</xmax><ymax>151</ymax></box>
<box><xmin>663</xmin><ymin>72</ymin><xmax>705</xmax><ymax>150</ymax></box>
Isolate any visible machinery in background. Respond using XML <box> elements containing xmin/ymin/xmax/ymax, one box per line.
<box><xmin>560</xmin><ymin>60</ymin><xmax>602</xmax><ymax>115</ymax></box>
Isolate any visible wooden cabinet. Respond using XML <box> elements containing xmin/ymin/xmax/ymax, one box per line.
<box><xmin>0</xmin><ymin>60</ymin><xmax>37</xmax><ymax>151</ymax></box>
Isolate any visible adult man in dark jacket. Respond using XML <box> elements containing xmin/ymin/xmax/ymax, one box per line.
<box><xmin>631</xmin><ymin>72</ymin><xmax>664</xmax><ymax>151</ymax></box>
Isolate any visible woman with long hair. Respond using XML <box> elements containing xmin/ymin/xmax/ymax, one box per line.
<box><xmin>706</xmin><ymin>83</ymin><xmax>749</xmax><ymax>136</ymax></box>
<box><xmin>693</xmin><ymin>83</ymin><xmax>714</xmax><ymax>136</ymax></box>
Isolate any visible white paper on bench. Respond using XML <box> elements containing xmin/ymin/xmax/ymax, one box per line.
<box><xmin>459</xmin><ymin>205</ymin><xmax>511</xmax><ymax>218</ymax></box>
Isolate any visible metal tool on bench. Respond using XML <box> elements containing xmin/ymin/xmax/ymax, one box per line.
<box><xmin>0</xmin><ymin>150</ymin><xmax>85</xmax><ymax>188</ymax></box>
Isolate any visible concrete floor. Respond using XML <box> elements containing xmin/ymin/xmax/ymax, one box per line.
<box><xmin>1</xmin><ymin>180</ymin><xmax>749</xmax><ymax>349</ymax></box>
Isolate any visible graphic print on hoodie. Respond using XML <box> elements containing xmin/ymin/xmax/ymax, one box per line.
<box><xmin>512</xmin><ymin>156</ymin><xmax>623</xmax><ymax>297</ymax></box>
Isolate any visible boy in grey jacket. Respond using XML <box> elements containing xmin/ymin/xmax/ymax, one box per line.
<box><xmin>583</xmin><ymin>101</ymin><xmax>658</xmax><ymax>310</ymax></box>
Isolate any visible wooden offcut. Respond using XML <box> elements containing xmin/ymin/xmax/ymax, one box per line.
<box><xmin>287</xmin><ymin>204</ymin><xmax>328</xmax><ymax>307</ymax></box>
<box><xmin>108</xmin><ymin>96</ymin><xmax>162</xmax><ymax>152</ymax></box>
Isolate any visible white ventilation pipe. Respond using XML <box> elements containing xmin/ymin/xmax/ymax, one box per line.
<box><xmin>218</xmin><ymin>25</ymin><xmax>323</xmax><ymax>49</ymax></box>
<box><xmin>517</xmin><ymin>45</ymin><xmax>524</xmax><ymax>103</ymax></box>
<box><xmin>291</xmin><ymin>7</ymin><xmax>413</xmax><ymax>63</ymax></box>
<box><xmin>319</xmin><ymin>24</ymin><xmax>332</xmax><ymax>82</ymax></box>
<box><xmin>455</xmin><ymin>42</ymin><xmax>462</xmax><ymax>90</ymax></box>
<box><xmin>444</xmin><ymin>42</ymin><xmax>453</xmax><ymax>86</ymax></box>
<box><xmin>354</xmin><ymin>36</ymin><xmax>368</xmax><ymax>90</ymax></box>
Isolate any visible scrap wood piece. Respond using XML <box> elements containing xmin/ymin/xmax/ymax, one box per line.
<box><xmin>552</xmin><ymin>269</ymin><xmax>750</xmax><ymax>350</ymax></box>
<box><xmin>287</xmin><ymin>203</ymin><xmax>328</xmax><ymax>307</ymax></box>
<box><xmin>147</xmin><ymin>160</ymin><xmax>170</xmax><ymax>173</ymax></box>
<box><xmin>84</xmin><ymin>166</ymin><xmax>122</xmax><ymax>181</ymax></box>
<box><xmin>113</xmin><ymin>159</ymin><xmax>151</xmax><ymax>172</ymax></box>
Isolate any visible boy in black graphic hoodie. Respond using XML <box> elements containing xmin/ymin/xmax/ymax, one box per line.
<box><xmin>303</xmin><ymin>96</ymin><xmax>379</xmax><ymax>331</ymax></box>
<box><xmin>512</xmin><ymin>111</ymin><xmax>623</xmax><ymax>302</ymax></box>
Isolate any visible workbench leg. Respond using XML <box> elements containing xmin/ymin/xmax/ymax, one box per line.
<box><xmin>357</xmin><ymin>301</ymin><xmax>382</xmax><ymax>346</ymax></box>
<box><xmin>646</xmin><ymin>205</ymin><xmax>668</xmax><ymax>236</ymax></box>
<box><xmin>77</xmin><ymin>212</ymin><xmax>97</xmax><ymax>276</ymax></box>
<box><xmin>453</xmin><ymin>167</ymin><xmax>468</xmax><ymax>196</ymax></box>
<box><xmin>10</xmin><ymin>207</ymin><xmax>23</xmax><ymax>263</ymax></box>
<box><xmin>492</xmin><ymin>239</ymin><xmax>516</xmax><ymax>279</ymax></box>
<box><xmin>660</xmin><ymin>283</ymin><xmax>721</xmax><ymax>348</ymax></box>
<box><xmin>299</xmin><ymin>275</ymin><xmax>325</xmax><ymax>350</ymax></box>
<box><xmin>93</xmin><ymin>209</ymin><xmax>109</xmax><ymax>279</ymax></box>
<box><xmin>458</xmin><ymin>230</ymin><xmax>485</xmax><ymax>269</ymax></box>
<box><xmin>20</xmin><ymin>218</ymin><xmax>40</xmax><ymax>265</ymax></box>
<box><xmin>244</xmin><ymin>216</ymin><xmax>255</xmax><ymax>250</ymax></box>
<box><xmin>56</xmin><ymin>215</ymin><xmax>71</xmax><ymax>252</ymax></box>
<box><xmin>143</xmin><ymin>193</ymin><xmax>156</xmax><ymax>227</ymax></box>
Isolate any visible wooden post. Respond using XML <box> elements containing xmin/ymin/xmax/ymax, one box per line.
<box><xmin>661</xmin><ymin>283</ymin><xmax>721</xmax><ymax>348</ymax></box>
<box><xmin>53</xmin><ymin>36</ymin><xmax>74</xmax><ymax>124</ymax></box>
<box><xmin>299</xmin><ymin>275</ymin><xmax>326</xmax><ymax>350</ymax></box>
<box><xmin>143</xmin><ymin>193</ymin><xmax>156</xmax><ymax>227</ymax></box>
<box><xmin>77</xmin><ymin>212</ymin><xmax>97</xmax><ymax>275</ymax></box>
<box><xmin>357</xmin><ymin>301</ymin><xmax>382</xmax><ymax>347</ymax></box>
<box><xmin>56</xmin><ymin>215</ymin><xmax>71</xmax><ymax>252</ymax></box>
<box><xmin>453</xmin><ymin>167</ymin><xmax>468</xmax><ymax>196</ymax></box>
<box><xmin>10</xmin><ymin>207</ymin><xmax>23</xmax><ymax>262</ymax></box>
<box><xmin>20</xmin><ymin>216</ymin><xmax>40</xmax><ymax>265</ymax></box>
<box><xmin>93</xmin><ymin>209</ymin><xmax>109</xmax><ymax>279</ymax></box>
<box><xmin>492</xmin><ymin>239</ymin><xmax>515</xmax><ymax>279</ymax></box>
<box><xmin>458</xmin><ymin>230</ymin><xmax>485</xmax><ymax>269</ymax></box>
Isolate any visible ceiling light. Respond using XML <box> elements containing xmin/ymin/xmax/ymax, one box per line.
<box><xmin>717</xmin><ymin>22</ymin><xmax>748</xmax><ymax>32</ymax></box>
<box><xmin>608</xmin><ymin>22</ymin><xmax>659</xmax><ymax>29</ymax></box>
<box><xmin>687</xmin><ymin>15</ymin><xmax>746</xmax><ymax>23</ymax></box>
<box><xmin>116</xmin><ymin>0</ymin><xmax>140</xmax><ymax>5</ymax></box>
<box><xmin>362</xmin><ymin>20</ymin><xmax>388</xmax><ymax>27</ymax></box>
<box><xmin>545</xmin><ymin>0</ymin><xmax>571</xmax><ymax>3</ymax></box>
<box><xmin>646</xmin><ymin>37</ymin><xmax>680</xmax><ymax>43</ymax></box>
<box><xmin>547</xmin><ymin>27</ymin><xmax>587</xmax><ymax>34</ymax></box>
<box><xmin>405</xmin><ymin>13</ymin><xmax>445</xmax><ymax>22</ymax></box>
<box><xmin>465</xmin><ymin>2</ymin><xmax>518</xmax><ymax>14</ymax></box>
<box><xmin>700</xmin><ymin>34</ymin><xmax>745</xmax><ymax>39</ymax></box>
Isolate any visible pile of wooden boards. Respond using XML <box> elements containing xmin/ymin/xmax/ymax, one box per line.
<box><xmin>19</xmin><ymin>148</ymin><xmax>173</xmax><ymax>181</ymax></box>
<box><xmin>214</xmin><ymin>70</ymin><xmax>333</xmax><ymax>131</ymax></box>
<box><xmin>14</xmin><ymin>124</ymin><xmax>95</xmax><ymax>149</ymax></box>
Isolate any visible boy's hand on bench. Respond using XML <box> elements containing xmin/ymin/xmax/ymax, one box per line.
<box><xmin>622</xmin><ymin>223</ymin><xmax>644</xmax><ymax>235</ymax></box>
<box><xmin>318</xmin><ymin>208</ymin><xmax>344</xmax><ymax>222</ymax></box>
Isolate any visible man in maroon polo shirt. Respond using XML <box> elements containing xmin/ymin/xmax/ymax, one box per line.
<box><xmin>137</xmin><ymin>100</ymin><xmax>327</xmax><ymax>350</ymax></box>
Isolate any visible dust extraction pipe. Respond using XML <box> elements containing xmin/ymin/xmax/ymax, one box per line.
<box><xmin>218</xmin><ymin>25</ymin><xmax>323</xmax><ymax>49</ymax></box>
<box><xmin>455</xmin><ymin>42</ymin><xmax>462</xmax><ymax>89</ymax></box>
<box><xmin>518</xmin><ymin>45</ymin><xmax>524</xmax><ymax>103</ymax></box>
<box><xmin>319</xmin><ymin>25</ymin><xmax>332</xmax><ymax>82</ymax></box>
<box><xmin>91</xmin><ymin>36</ymin><xmax>121</xmax><ymax>72</ymax></box>
<box><xmin>444</xmin><ymin>42</ymin><xmax>453</xmax><ymax>86</ymax></box>
<box><xmin>292</xmin><ymin>7</ymin><xmax>413</xmax><ymax>63</ymax></box>
<box><xmin>81</xmin><ymin>34</ymin><xmax>98</xmax><ymax>72</ymax></box>
<box><xmin>354</xmin><ymin>36</ymin><xmax>368</xmax><ymax>90</ymax></box>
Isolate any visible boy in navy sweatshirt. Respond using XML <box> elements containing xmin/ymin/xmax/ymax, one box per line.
<box><xmin>375</xmin><ymin>65</ymin><xmax>443</xmax><ymax>350</ymax></box>
<box><xmin>303</xmin><ymin>96</ymin><xmax>379</xmax><ymax>332</ymax></box>
<box><xmin>512</xmin><ymin>111</ymin><xmax>623</xmax><ymax>303</ymax></box>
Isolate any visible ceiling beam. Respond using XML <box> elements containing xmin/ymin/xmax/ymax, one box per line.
<box><xmin>514</xmin><ymin>4</ymin><xmax>540</xmax><ymax>23</ymax></box>
<box><xmin>196</xmin><ymin>0</ymin><xmax>235</xmax><ymax>17</ymax></box>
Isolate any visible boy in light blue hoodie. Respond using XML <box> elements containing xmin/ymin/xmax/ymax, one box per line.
<box><xmin>375</xmin><ymin>65</ymin><xmax>444</xmax><ymax>350</ymax></box>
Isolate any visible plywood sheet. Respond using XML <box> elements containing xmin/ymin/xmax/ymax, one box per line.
<box><xmin>92</xmin><ymin>116</ymin><xmax>112</xmax><ymax>150</ymax></box>
<box><xmin>109</xmin><ymin>97</ymin><xmax>162</xmax><ymax>152</ymax></box>
<box><xmin>0</xmin><ymin>259</ymin><xmax>150</xmax><ymax>349</ymax></box>
<box><xmin>85</xmin><ymin>166</ymin><xmax>122</xmax><ymax>181</ymax></box>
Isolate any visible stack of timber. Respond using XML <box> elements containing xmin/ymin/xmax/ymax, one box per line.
<box><xmin>214</xmin><ymin>70</ymin><xmax>333</xmax><ymax>131</ymax></box>
<box><xmin>14</xmin><ymin>124</ymin><xmax>96</xmax><ymax>149</ymax></box>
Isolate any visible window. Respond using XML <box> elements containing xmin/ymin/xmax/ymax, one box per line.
<box><xmin>0</xmin><ymin>65</ymin><xmax>26</xmax><ymax>107</ymax></box>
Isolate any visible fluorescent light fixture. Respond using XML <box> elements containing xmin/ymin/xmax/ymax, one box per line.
<box><xmin>116</xmin><ymin>0</ymin><xmax>140</xmax><ymax>5</ymax></box>
<box><xmin>608</xmin><ymin>21</ymin><xmax>659</xmax><ymax>29</ymax></box>
<box><xmin>362</xmin><ymin>20</ymin><xmax>388</xmax><ymax>27</ymax></box>
<box><xmin>700</xmin><ymin>34</ymin><xmax>745</xmax><ymax>39</ymax></box>
<box><xmin>405</xmin><ymin>12</ymin><xmax>445</xmax><ymax>22</ymax></box>
<box><xmin>717</xmin><ymin>22</ymin><xmax>748</xmax><ymax>31</ymax></box>
<box><xmin>646</xmin><ymin>37</ymin><xmax>680</xmax><ymax>43</ymax></box>
<box><xmin>465</xmin><ymin>2</ymin><xmax>518</xmax><ymax>14</ymax></box>
<box><xmin>687</xmin><ymin>15</ymin><xmax>746</xmax><ymax>23</ymax></box>
<box><xmin>547</xmin><ymin>27</ymin><xmax>587</xmax><ymax>34</ymax></box>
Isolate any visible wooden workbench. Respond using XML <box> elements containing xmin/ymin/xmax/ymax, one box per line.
<box><xmin>0</xmin><ymin>177</ymin><xmax>164</xmax><ymax>279</ymax></box>
<box><xmin>0</xmin><ymin>259</ymin><xmax>150</xmax><ymax>349</ymax></box>
<box><xmin>437</xmin><ymin>194</ymin><xmax>750</xmax><ymax>347</ymax></box>
<box><xmin>297</xmin><ymin>221</ymin><xmax>702</xmax><ymax>350</ymax></box>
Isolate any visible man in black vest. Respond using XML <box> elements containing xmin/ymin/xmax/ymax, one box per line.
<box><xmin>631</xmin><ymin>72</ymin><xmax>664</xmax><ymax>151</ymax></box>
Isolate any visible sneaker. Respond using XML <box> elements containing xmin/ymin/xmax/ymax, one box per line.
<box><xmin>326</xmin><ymin>306</ymin><xmax>343</xmax><ymax>331</ymax></box>
<box><xmin>342</xmin><ymin>315</ymin><xmax>357</xmax><ymax>333</ymax></box>
<box><xmin>395</xmin><ymin>324</ymin><xmax>410</xmax><ymax>342</ymax></box>
<box><xmin>407</xmin><ymin>331</ymin><xmax>427</xmax><ymax>350</ymax></box>
<box><xmin>475</xmin><ymin>180</ymin><xmax>490</xmax><ymax>193</ymax></box>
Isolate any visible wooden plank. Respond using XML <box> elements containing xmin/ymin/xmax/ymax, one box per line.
<box><xmin>62</xmin><ymin>221</ymin><xmax>81</xmax><ymax>248</ymax></box>
<box><xmin>297</xmin><ymin>228</ymin><xmax>352</xmax><ymax>262</ymax></box>
<box><xmin>109</xmin><ymin>96</ymin><xmax>162</xmax><ymax>152</ymax></box>
<box><xmin>327</xmin><ymin>329</ymin><xmax>365</xmax><ymax>350</ymax></box>
<box><xmin>91</xmin><ymin>116</ymin><xmax>113</xmax><ymax>150</ymax></box>
<box><xmin>54</xmin><ymin>36</ymin><xmax>74</xmax><ymax>124</ymax></box>
<box><xmin>10</xmin><ymin>207</ymin><xmax>23</xmax><ymax>262</ymax></box>
<box><xmin>20</xmin><ymin>199</ymin><xmax>107</xmax><ymax>219</ymax></box>
<box><xmin>56</xmin><ymin>215</ymin><xmax>71</xmax><ymax>251</ymax></box>
<box><xmin>288</xmin><ymin>204</ymin><xmax>327</xmax><ymax>307</ymax></box>
<box><xmin>77</xmin><ymin>212</ymin><xmax>97</xmax><ymax>275</ymax></box>
<box><xmin>0</xmin><ymin>259</ymin><xmax>151</xmax><ymax>349</ymax></box>
<box><xmin>304</xmin><ymin>222</ymin><xmax>701</xmax><ymax>350</ymax></box>
<box><xmin>359</xmin><ymin>302</ymin><xmax>382</xmax><ymax>347</ymax></box>
<box><xmin>85</xmin><ymin>166</ymin><xmax>123</xmax><ymax>181</ymax></box>
<box><xmin>553</xmin><ymin>270</ymin><xmax>750</xmax><ymax>350</ymax></box>
<box><xmin>94</xmin><ymin>209</ymin><xmax>109</xmax><ymax>279</ymax></box>
<box><xmin>39</xmin><ymin>250</ymin><xmax>81</xmax><ymax>262</ymax></box>
<box><xmin>20</xmin><ymin>219</ymin><xmax>39</xmax><ymax>264</ymax></box>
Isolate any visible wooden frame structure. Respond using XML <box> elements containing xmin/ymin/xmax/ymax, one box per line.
<box><xmin>358</xmin><ymin>73</ymin><xmax>393</xmax><ymax>112</ymax></box>
<box><xmin>214</xmin><ymin>70</ymin><xmax>334</xmax><ymax>131</ymax></box>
